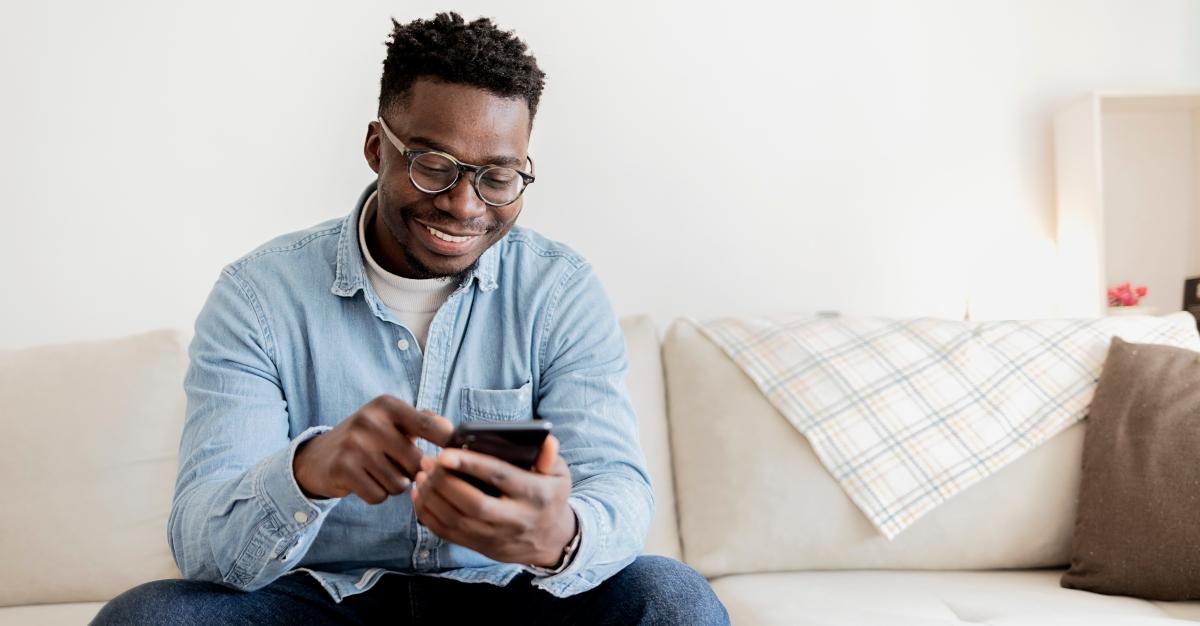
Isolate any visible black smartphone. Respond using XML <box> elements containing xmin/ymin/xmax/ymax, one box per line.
<box><xmin>444</xmin><ymin>420</ymin><xmax>553</xmax><ymax>496</ymax></box>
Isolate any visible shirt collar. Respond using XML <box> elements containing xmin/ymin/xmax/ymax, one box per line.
<box><xmin>332</xmin><ymin>180</ymin><xmax>500</xmax><ymax>298</ymax></box>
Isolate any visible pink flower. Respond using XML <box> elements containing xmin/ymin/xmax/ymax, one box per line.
<box><xmin>1108</xmin><ymin>282</ymin><xmax>1148</xmax><ymax>307</ymax></box>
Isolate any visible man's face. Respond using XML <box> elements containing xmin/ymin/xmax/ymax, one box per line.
<box><xmin>365</xmin><ymin>78</ymin><xmax>532</xmax><ymax>280</ymax></box>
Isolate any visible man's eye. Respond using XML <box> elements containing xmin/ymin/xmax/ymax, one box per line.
<box><xmin>482</xmin><ymin>173</ymin><xmax>517</xmax><ymax>188</ymax></box>
<box><xmin>414</xmin><ymin>161</ymin><xmax>453</xmax><ymax>174</ymax></box>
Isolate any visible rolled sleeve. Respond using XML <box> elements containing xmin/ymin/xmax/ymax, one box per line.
<box><xmin>259</xmin><ymin>425</ymin><xmax>340</xmax><ymax>536</ymax></box>
<box><xmin>528</xmin><ymin>264</ymin><xmax>654</xmax><ymax>598</ymax></box>
<box><xmin>169</xmin><ymin>270</ymin><xmax>342</xmax><ymax>591</ymax></box>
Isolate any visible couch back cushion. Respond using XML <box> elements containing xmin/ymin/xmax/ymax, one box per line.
<box><xmin>0</xmin><ymin>330</ymin><xmax>187</xmax><ymax>606</ymax></box>
<box><xmin>663</xmin><ymin>319</ymin><xmax>1081</xmax><ymax>578</ymax></box>
<box><xmin>0</xmin><ymin>318</ymin><xmax>678</xmax><ymax>607</ymax></box>
<box><xmin>620</xmin><ymin>316</ymin><xmax>682</xmax><ymax>560</ymax></box>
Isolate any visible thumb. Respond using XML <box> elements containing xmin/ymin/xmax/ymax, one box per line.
<box><xmin>535</xmin><ymin>434</ymin><xmax>559</xmax><ymax>475</ymax></box>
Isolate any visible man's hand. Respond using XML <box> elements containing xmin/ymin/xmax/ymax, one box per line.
<box><xmin>293</xmin><ymin>395</ymin><xmax>454</xmax><ymax>504</ymax></box>
<box><xmin>411</xmin><ymin>434</ymin><xmax>577</xmax><ymax>568</ymax></box>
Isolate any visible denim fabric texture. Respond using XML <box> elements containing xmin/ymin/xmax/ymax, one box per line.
<box><xmin>167</xmin><ymin>182</ymin><xmax>654</xmax><ymax>602</ymax></box>
<box><xmin>92</xmin><ymin>556</ymin><xmax>730</xmax><ymax>625</ymax></box>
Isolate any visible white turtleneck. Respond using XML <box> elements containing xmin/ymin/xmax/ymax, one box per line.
<box><xmin>358</xmin><ymin>192</ymin><xmax>458</xmax><ymax>349</ymax></box>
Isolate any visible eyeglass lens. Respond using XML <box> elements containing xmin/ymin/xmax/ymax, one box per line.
<box><xmin>410</xmin><ymin>153</ymin><xmax>526</xmax><ymax>206</ymax></box>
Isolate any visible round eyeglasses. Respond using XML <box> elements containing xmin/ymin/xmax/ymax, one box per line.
<box><xmin>377</xmin><ymin>118</ymin><xmax>535</xmax><ymax>208</ymax></box>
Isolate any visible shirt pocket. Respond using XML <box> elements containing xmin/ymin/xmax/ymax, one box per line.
<box><xmin>459</xmin><ymin>380</ymin><xmax>534</xmax><ymax>422</ymax></box>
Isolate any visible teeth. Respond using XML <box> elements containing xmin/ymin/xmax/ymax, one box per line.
<box><xmin>427</xmin><ymin>226</ymin><xmax>476</xmax><ymax>243</ymax></box>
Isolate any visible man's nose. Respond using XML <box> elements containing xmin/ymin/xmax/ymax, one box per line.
<box><xmin>432</xmin><ymin>173</ymin><xmax>487</xmax><ymax>221</ymax></box>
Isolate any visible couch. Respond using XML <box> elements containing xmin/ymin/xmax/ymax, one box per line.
<box><xmin>2</xmin><ymin>316</ymin><xmax>1199</xmax><ymax>625</ymax></box>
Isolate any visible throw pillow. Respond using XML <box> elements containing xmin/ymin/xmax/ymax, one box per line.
<box><xmin>1061</xmin><ymin>337</ymin><xmax>1200</xmax><ymax>600</ymax></box>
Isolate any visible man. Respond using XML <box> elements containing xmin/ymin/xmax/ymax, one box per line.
<box><xmin>93</xmin><ymin>12</ymin><xmax>728</xmax><ymax>625</ymax></box>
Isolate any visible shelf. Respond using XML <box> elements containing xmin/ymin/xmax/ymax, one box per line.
<box><xmin>1054</xmin><ymin>91</ymin><xmax>1200</xmax><ymax>317</ymax></box>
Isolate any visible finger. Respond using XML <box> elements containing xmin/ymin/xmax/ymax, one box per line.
<box><xmin>424</xmin><ymin>465</ymin><xmax>515</xmax><ymax>523</ymax></box>
<box><xmin>354</xmin><ymin>403</ymin><xmax>427</xmax><ymax>477</ymax></box>
<box><xmin>534</xmin><ymin>435</ymin><xmax>559</xmax><ymax>475</ymax></box>
<box><xmin>364</xmin><ymin>454</ymin><xmax>411</xmax><ymax>495</ymax></box>
<box><xmin>376</xmin><ymin>396</ymin><xmax>454</xmax><ymax>446</ymax></box>
<box><xmin>419</xmin><ymin>474</ymin><xmax>499</xmax><ymax>539</ymax></box>
<box><xmin>378</xmin><ymin>437</ymin><xmax>425</xmax><ymax>479</ymax></box>
<box><xmin>347</xmin><ymin>470</ymin><xmax>389</xmax><ymax>505</ymax></box>
<box><xmin>552</xmin><ymin>454</ymin><xmax>570</xmax><ymax>478</ymax></box>
<box><xmin>412</xmin><ymin>480</ymin><xmax>451</xmax><ymax>534</ymax></box>
<box><xmin>438</xmin><ymin>448</ymin><xmax>529</xmax><ymax>500</ymax></box>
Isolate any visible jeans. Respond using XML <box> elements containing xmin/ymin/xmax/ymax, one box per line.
<box><xmin>91</xmin><ymin>556</ymin><xmax>730</xmax><ymax>626</ymax></box>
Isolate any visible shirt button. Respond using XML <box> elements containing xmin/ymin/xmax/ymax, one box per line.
<box><xmin>419</xmin><ymin>550</ymin><xmax>430</xmax><ymax>560</ymax></box>
<box><xmin>294</xmin><ymin>511</ymin><xmax>309</xmax><ymax>524</ymax></box>
<box><xmin>396</xmin><ymin>338</ymin><xmax>410</xmax><ymax>351</ymax></box>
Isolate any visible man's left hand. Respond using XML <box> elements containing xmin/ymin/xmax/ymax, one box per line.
<box><xmin>411</xmin><ymin>434</ymin><xmax>577</xmax><ymax>568</ymax></box>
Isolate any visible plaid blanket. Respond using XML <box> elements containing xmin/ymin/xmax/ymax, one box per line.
<box><xmin>698</xmin><ymin>312</ymin><xmax>1200</xmax><ymax>539</ymax></box>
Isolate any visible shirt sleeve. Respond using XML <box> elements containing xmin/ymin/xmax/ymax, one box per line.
<box><xmin>527</xmin><ymin>263</ymin><xmax>655</xmax><ymax>598</ymax></box>
<box><xmin>167</xmin><ymin>268</ymin><xmax>342</xmax><ymax>591</ymax></box>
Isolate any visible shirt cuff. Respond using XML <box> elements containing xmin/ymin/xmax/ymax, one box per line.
<box><xmin>258</xmin><ymin>425</ymin><xmax>341</xmax><ymax>535</ymax></box>
<box><xmin>525</xmin><ymin>508</ymin><xmax>582</xmax><ymax>577</ymax></box>
<box><xmin>527</xmin><ymin>496</ymin><xmax>602</xmax><ymax>594</ymax></box>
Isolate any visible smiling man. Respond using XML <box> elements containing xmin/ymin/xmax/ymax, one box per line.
<box><xmin>92</xmin><ymin>12</ymin><xmax>727</xmax><ymax>626</ymax></box>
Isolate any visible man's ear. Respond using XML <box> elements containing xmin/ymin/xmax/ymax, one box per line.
<box><xmin>364</xmin><ymin>121</ymin><xmax>382</xmax><ymax>174</ymax></box>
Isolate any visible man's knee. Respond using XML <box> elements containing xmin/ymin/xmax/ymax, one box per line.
<box><xmin>607</xmin><ymin>555</ymin><xmax>730</xmax><ymax>626</ymax></box>
<box><xmin>90</xmin><ymin>579</ymin><xmax>233</xmax><ymax>625</ymax></box>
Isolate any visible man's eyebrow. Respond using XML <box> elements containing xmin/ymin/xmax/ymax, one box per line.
<box><xmin>407</xmin><ymin>135</ymin><xmax>525</xmax><ymax>169</ymax></box>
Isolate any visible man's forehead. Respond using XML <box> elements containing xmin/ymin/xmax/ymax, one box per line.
<box><xmin>391</xmin><ymin>79</ymin><xmax>530</xmax><ymax>163</ymax></box>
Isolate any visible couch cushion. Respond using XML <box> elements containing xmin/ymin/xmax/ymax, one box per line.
<box><xmin>694</xmin><ymin>312</ymin><xmax>1200</xmax><ymax>539</ymax></box>
<box><xmin>1062</xmin><ymin>338</ymin><xmax>1200</xmax><ymax>600</ymax></box>
<box><xmin>710</xmin><ymin>570</ymin><xmax>1200</xmax><ymax>625</ymax></box>
<box><xmin>0</xmin><ymin>602</ymin><xmax>106</xmax><ymax>626</ymax></box>
<box><xmin>663</xmin><ymin>319</ymin><xmax>1082</xmax><ymax>577</ymax></box>
<box><xmin>0</xmin><ymin>331</ymin><xmax>186</xmax><ymax>606</ymax></box>
<box><xmin>620</xmin><ymin>316</ymin><xmax>681</xmax><ymax>560</ymax></box>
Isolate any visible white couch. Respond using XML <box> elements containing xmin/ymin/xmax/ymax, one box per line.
<box><xmin>2</xmin><ymin>316</ymin><xmax>1199</xmax><ymax>625</ymax></box>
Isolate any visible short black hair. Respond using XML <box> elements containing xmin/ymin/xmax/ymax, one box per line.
<box><xmin>379</xmin><ymin>12</ymin><xmax>546</xmax><ymax>121</ymax></box>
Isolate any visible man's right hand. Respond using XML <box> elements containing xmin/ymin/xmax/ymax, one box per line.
<box><xmin>293</xmin><ymin>395</ymin><xmax>454</xmax><ymax>504</ymax></box>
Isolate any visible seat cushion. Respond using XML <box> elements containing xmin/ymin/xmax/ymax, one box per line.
<box><xmin>0</xmin><ymin>602</ymin><xmax>106</xmax><ymax>626</ymax></box>
<box><xmin>0</xmin><ymin>331</ymin><xmax>186</xmax><ymax>606</ymax></box>
<box><xmin>709</xmin><ymin>570</ymin><xmax>1200</xmax><ymax>625</ymax></box>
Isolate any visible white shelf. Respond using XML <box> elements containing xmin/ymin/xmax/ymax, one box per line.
<box><xmin>1054</xmin><ymin>91</ymin><xmax>1200</xmax><ymax>317</ymax></box>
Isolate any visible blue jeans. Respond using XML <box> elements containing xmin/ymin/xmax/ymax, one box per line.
<box><xmin>91</xmin><ymin>556</ymin><xmax>729</xmax><ymax>625</ymax></box>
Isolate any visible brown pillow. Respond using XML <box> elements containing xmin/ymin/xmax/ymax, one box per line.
<box><xmin>1061</xmin><ymin>336</ymin><xmax>1200</xmax><ymax>600</ymax></box>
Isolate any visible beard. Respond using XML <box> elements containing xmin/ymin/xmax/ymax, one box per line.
<box><xmin>385</xmin><ymin>199</ymin><xmax>496</xmax><ymax>284</ymax></box>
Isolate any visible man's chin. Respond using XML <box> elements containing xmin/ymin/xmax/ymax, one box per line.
<box><xmin>401</xmin><ymin>245</ymin><xmax>479</xmax><ymax>282</ymax></box>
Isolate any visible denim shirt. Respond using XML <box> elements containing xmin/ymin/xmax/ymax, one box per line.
<box><xmin>168</xmin><ymin>183</ymin><xmax>653</xmax><ymax>601</ymax></box>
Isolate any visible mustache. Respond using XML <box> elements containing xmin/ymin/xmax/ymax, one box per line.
<box><xmin>398</xmin><ymin>205</ymin><xmax>498</xmax><ymax>235</ymax></box>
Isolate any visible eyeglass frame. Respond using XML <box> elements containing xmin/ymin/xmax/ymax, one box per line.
<box><xmin>376</xmin><ymin>117</ymin><xmax>536</xmax><ymax>208</ymax></box>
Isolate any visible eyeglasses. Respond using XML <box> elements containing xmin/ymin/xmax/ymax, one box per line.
<box><xmin>377</xmin><ymin>118</ymin><xmax>535</xmax><ymax>208</ymax></box>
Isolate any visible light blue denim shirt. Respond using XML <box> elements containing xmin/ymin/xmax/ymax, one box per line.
<box><xmin>168</xmin><ymin>183</ymin><xmax>653</xmax><ymax>601</ymax></box>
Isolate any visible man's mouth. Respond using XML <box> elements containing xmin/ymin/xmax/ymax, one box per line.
<box><xmin>413</xmin><ymin>220</ymin><xmax>487</xmax><ymax>255</ymax></box>
<box><xmin>426</xmin><ymin>225</ymin><xmax>482</xmax><ymax>242</ymax></box>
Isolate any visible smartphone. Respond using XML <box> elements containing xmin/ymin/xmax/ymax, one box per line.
<box><xmin>444</xmin><ymin>420</ymin><xmax>553</xmax><ymax>496</ymax></box>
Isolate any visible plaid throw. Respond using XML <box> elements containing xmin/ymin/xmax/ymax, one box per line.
<box><xmin>698</xmin><ymin>312</ymin><xmax>1200</xmax><ymax>539</ymax></box>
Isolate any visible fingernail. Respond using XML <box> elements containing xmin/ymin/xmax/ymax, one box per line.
<box><xmin>415</xmin><ymin>471</ymin><xmax>426</xmax><ymax>485</ymax></box>
<box><xmin>420</xmin><ymin>457</ymin><xmax>434</xmax><ymax>472</ymax></box>
<box><xmin>440</xmin><ymin>452</ymin><xmax>460</xmax><ymax>468</ymax></box>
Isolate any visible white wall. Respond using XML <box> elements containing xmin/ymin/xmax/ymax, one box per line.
<box><xmin>2</xmin><ymin>0</ymin><xmax>1198</xmax><ymax>349</ymax></box>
